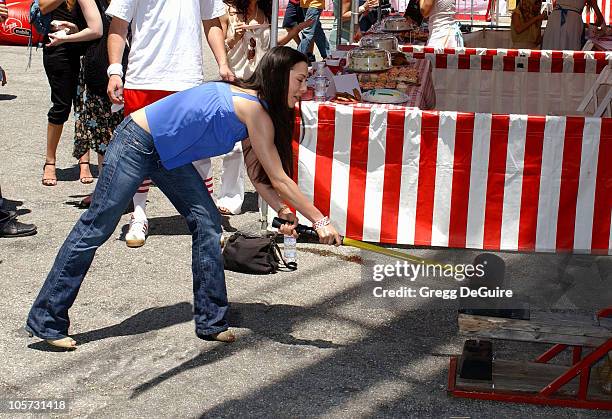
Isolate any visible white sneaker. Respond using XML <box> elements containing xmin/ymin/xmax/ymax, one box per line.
<box><xmin>126</xmin><ymin>217</ymin><xmax>148</xmax><ymax>248</ymax></box>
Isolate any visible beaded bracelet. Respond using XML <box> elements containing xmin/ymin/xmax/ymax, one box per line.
<box><xmin>313</xmin><ymin>216</ymin><xmax>330</xmax><ymax>230</ymax></box>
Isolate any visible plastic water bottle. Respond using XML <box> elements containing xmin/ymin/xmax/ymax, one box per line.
<box><xmin>313</xmin><ymin>75</ymin><xmax>328</xmax><ymax>101</ymax></box>
<box><xmin>312</xmin><ymin>62</ymin><xmax>328</xmax><ymax>101</ymax></box>
<box><xmin>283</xmin><ymin>235</ymin><xmax>297</xmax><ymax>269</ymax></box>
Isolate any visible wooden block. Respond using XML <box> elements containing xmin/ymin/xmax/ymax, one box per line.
<box><xmin>458</xmin><ymin>313</ymin><xmax>612</xmax><ymax>347</ymax></box>
<box><xmin>459</xmin><ymin>340</ymin><xmax>493</xmax><ymax>381</ymax></box>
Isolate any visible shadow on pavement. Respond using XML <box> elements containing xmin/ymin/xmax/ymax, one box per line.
<box><xmin>72</xmin><ymin>302</ymin><xmax>193</xmax><ymax>345</ymax></box>
<box><xmin>227</xmin><ymin>302</ymin><xmax>344</xmax><ymax>349</ymax></box>
<box><xmin>145</xmin><ymin>215</ymin><xmax>190</xmax><ymax>236</ymax></box>
<box><xmin>128</xmin><ymin>250</ymin><xmax>610</xmax><ymax>417</ymax></box>
<box><xmin>129</xmin><ymin>301</ymin><xmax>350</xmax><ymax>400</ymax></box>
<box><xmin>26</xmin><ymin>302</ymin><xmax>193</xmax><ymax>352</ymax></box>
<box><xmin>1</xmin><ymin>198</ymin><xmax>31</xmax><ymax>217</ymax></box>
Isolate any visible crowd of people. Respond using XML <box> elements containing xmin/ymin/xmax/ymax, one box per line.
<box><xmin>1</xmin><ymin>1</ymin><xmax>37</xmax><ymax>238</ymax></box>
<box><xmin>2</xmin><ymin>0</ymin><xmax>610</xmax><ymax>350</ymax></box>
<box><xmin>3</xmin><ymin>0</ymin><xmax>464</xmax><ymax>246</ymax></box>
<box><xmin>2</xmin><ymin>0</ymin><xmax>343</xmax><ymax>350</ymax></box>
<box><xmin>509</xmin><ymin>0</ymin><xmax>605</xmax><ymax>50</ymax></box>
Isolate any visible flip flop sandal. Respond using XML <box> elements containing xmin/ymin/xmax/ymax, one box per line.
<box><xmin>218</xmin><ymin>207</ymin><xmax>233</xmax><ymax>216</ymax></box>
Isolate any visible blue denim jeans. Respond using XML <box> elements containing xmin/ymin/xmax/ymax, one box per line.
<box><xmin>298</xmin><ymin>7</ymin><xmax>329</xmax><ymax>60</ymax></box>
<box><xmin>26</xmin><ymin>117</ymin><xmax>228</xmax><ymax>340</ymax></box>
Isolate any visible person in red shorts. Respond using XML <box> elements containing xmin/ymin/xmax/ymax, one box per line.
<box><xmin>106</xmin><ymin>0</ymin><xmax>234</xmax><ymax>248</ymax></box>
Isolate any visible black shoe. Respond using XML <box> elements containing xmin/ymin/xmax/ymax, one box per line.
<box><xmin>0</xmin><ymin>209</ymin><xmax>16</xmax><ymax>220</ymax></box>
<box><xmin>0</xmin><ymin>211</ymin><xmax>37</xmax><ymax>238</ymax></box>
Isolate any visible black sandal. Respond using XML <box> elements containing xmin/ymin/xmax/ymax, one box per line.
<box><xmin>78</xmin><ymin>162</ymin><xmax>94</xmax><ymax>184</ymax></box>
<box><xmin>42</xmin><ymin>162</ymin><xmax>57</xmax><ymax>187</ymax></box>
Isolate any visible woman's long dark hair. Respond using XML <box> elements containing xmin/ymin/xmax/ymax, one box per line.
<box><xmin>229</xmin><ymin>46</ymin><xmax>307</xmax><ymax>184</ymax></box>
<box><xmin>224</xmin><ymin>0</ymin><xmax>272</xmax><ymax>23</ymax></box>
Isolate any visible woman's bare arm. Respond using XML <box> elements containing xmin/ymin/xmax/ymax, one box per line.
<box><xmin>233</xmin><ymin>98</ymin><xmax>342</xmax><ymax>244</ymax></box>
<box><xmin>74</xmin><ymin>0</ymin><xmax>103</xmax><ymax>39</ymax></box>
<box><xmin>242</xmin><ymin>139</ymin><xmax>288</xmax><ymax>213</ymax></box>
<box><xmin>588</xmin><ymin>0</ymin><xmax>605</xmax><ymax>26</ymax></box>
<box><xmin>242</xmin><ymin>106</ymin><xmax>326</xmax><ymax>223</ymax></box>
<box><xmin>420</xmin><ymin>0</ymin><xmax>434</xmax><ymax>17</ymax></box>
<box><xmin>46</xmin><ymin>0</ymin><xmax>102</xmax><ymax>47</ymax></box>
<box><xmin>512</xmin><ymin>11</ymin><xmax>545</xmax><ymax>34</ymax></box>
<box><xmin>278</xmin><ymin>19</ymin><xmax>314</xmax><ymax>46</ymax></box>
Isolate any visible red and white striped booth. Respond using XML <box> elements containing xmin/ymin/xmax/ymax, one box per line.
<box><xmin>586</xmin><ymin>0</ymin><xmax>612</xmax><ymax>25</ymax></box>
<box><xmin>269</xmin><ymin>48</ymin><xmax>611</xmax><ymax>254</ymax></box>
<box><xmin>401</xmin><ymin>46</ymin><xmax>612</xmax><ymax>115</ymax></box>
<box><xmin>276</xmin><ymin>104</ymin><xmax>610</xmax><ymax>254</ymax></box>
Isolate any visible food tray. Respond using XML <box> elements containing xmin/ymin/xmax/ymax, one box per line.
<box><xmin>362</xmin><ymin>88</ymin><xmax>409</xmax><ymax>104</ymax></box>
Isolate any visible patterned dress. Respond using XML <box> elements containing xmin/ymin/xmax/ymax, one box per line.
<box><xmin>72</xmin><ymin>63</ymin><xmax>123</xmax><ymax>159</ymax></box>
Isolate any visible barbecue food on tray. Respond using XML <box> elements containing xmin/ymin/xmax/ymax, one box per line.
<box><xmin>391</xmin><ymin>52</ymin><xmax>410</xmax><ymax>66</ymax></box>
<box><xmin>357</xmin><ymin>65</ymin><xmax>419</xmax><ymax>91</ymax></box>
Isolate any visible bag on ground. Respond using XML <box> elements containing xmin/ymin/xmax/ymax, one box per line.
<box><xmin>222</xmin><ymin>233</ymin><xmax>292</xmax><ymax>274</ymax></box>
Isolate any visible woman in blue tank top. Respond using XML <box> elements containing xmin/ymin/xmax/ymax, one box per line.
<box><xmin>26</xmin><ymin>47</ymin><xmax>341</xmax><ymax>349</ymax></box>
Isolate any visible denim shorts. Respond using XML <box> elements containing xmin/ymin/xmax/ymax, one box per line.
<box><xmin>282</xmin><ymin>1</ymin><xmax>305</xmax><ymax>28</ymax></box>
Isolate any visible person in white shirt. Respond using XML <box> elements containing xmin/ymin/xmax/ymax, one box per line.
<box><xmin>106</xmin><ymin>0</ymin><xmax>234</xmax><ymax>247</ymax></box>
<box><xmin>420</xmin><ymin>0</ymin><xmax>464</xmax><ymax>48</ymax></box>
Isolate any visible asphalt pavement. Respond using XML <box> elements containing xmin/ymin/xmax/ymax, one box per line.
<box><xmin>0</xmin><ymin>41</ymin><xmax>610</xmax><ymax>418</ymax></box>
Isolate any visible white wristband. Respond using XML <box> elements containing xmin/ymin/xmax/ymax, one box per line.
<box><xmin>107</xmin><ymin>63</ymin><xmax>124</xmax><ymax>78</ymax></box>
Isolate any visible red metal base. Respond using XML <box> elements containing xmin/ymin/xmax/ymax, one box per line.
<box><xmin>448</xmin><ymin>357</ymin><xmax>612</xmax><ymax>410</ymax></box>
<box><xmin>448</xmin><ymin>307</ymin><xmax>612</xmax><ymax>410</ymax></box>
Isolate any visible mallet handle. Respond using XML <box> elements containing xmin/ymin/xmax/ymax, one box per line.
<box><xmin>272</xmin><ymin>217</ymin><xmax>320</xmax><ymax>238</ymax></box>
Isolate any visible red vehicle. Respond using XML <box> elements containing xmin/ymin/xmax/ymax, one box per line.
<box><xmin>0</xmin><ymin>1</ymin><xmax>44</xmax><ymax>46</ymax></box>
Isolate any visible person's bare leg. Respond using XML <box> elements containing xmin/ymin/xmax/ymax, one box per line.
<box><xmin>43</xmin><ymin>122</ymin><xmax>63</xmax><ymax>186</ymax></box>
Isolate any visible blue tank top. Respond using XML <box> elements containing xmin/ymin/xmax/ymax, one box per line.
<box><xmin>145</xmin><ymin>82</ymin><xmax>264</xmax><ymax>170</ymax></box>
